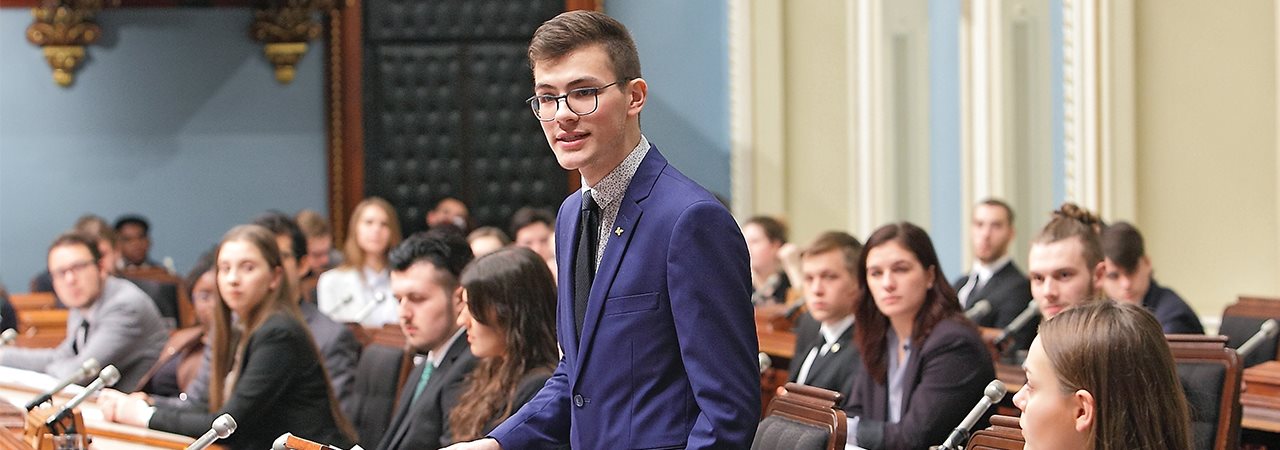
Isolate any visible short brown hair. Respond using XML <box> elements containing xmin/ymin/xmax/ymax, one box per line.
<box><xmin>1033</xmin><ymin>203</ymin><xmax>1105</xmax><ymax>269</ymax></box>
<box><xmin>977</xmin><ymin>198</ymin><xmax>1015</xmax><ymax>224</ymax></box>
<box><xmin>1100</xmin><ymin>221</ymin><xmax>1145</xmax><ymax>273</ymax></box>
<box><xmin>295</xmin><ymin>209</ymin><xmax>332</xmax><ymax>239</ymax></box>
<box><xmin>48</xmin><ymin>232</ymin><xmax>102</xmax><ymax>264</ymax></box>
<box><xmin>528</xmin><ymin>10</ymin><xmax>641</xmax><ymax>81</ymax></box>
<box><xmin>802</xmin><ymin>231</ymin><xmax>862</xmax><ymax>275</ymax></box>
<box><xmin>745</xmin><ymin>216</ymin><xmax>788</xmax><ymax>244</ymax></box>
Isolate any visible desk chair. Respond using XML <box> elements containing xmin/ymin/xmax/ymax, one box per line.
<box><xmin>1168</xmin><ymin>334</ymin><xmax>1244</xmax><ymax>450</ymax></box>
<box><xmin>752</xmin><ymin>382</ymin><xmax>846</xmax><ymax>450</ymax></box>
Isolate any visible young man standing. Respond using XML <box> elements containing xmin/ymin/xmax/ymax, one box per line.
<box><xmin>448</xmin><ymin>10</ymin><xmax>757</xmax><ymax>450</ymax></box>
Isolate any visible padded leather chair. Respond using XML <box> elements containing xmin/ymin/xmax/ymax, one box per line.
<box><xmin>1220</xmin><ymin>296</ymin><xmax>1280</xmax><ymax>368</ymax></box>
<box><xmin>752</xmin><ymin>382</ymin><xmax>847</xmax><ymax>450</ymax></box>
<box><xmin>967</xmin><ymin>415</ymin><xmax>1024</xmax><ymax>450</ymax></box>
<box><xmin>1167</xmin><ymin>334</ymin><xmax>1244</xmax><ymax>450</ymax></box>
<box><xmin>345</xmin><ymin>343</ymin><xmax>414</xmax><ymax>448</ymax></box>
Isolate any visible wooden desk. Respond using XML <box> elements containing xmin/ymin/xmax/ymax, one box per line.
<box><xmin>0</xmin><ymin>376</ymin><xmax>197</xmax><ymax>449</ymax></box>
<box><xmin>1243</xmin><ymin>360</ymin><xmax>1280</xmax><ymax>434</ymax></box>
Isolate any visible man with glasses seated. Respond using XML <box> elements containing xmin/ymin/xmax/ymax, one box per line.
<box><xmin>0</xmin><ymin>232</ymin><xmax>167</xmax><ymax>391</ymax></box>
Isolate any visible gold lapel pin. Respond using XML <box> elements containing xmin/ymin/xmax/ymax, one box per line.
<box><xmin>831</xmin><ymin>343</ymin><xmax>841</xmax><ymax>353</ymax></box>
<box><xmin>615</xmin><ymin>227</ymin><xmax>624</xmax><ymax>236</ymax></box>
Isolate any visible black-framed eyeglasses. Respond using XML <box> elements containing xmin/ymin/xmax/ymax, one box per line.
<box><xmin>525</xmin><ymin>80</ymin><xmax>626</xmax><ymax>122</ymax></box>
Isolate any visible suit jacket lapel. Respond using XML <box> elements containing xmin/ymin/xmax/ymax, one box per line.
<box><xmin>900</xmin><ymin>336</ymin><xmax>924</xmax><ymax>408</ymax></box>
<box><xmin>386</xmin><ymin>332</ymin><xmax>468</xmax><ymax>448</ymax></box>
<box><xmin>385</xmin><ymin>362</ymin><xmax>425</xmax><ymax>447</ymax></box>
<box><xmin>571</xmin><ymin>147</ymin><xmax>665</xmax><ymax>385</ymax></box>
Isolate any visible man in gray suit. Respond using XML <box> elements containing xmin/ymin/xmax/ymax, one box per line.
<box><xmin>0</xmin><ymin>233</ymin><xmax>167</xmax><ymax>390</ymax></box>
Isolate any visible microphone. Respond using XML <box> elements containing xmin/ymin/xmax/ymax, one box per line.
<box><xmin>185</xmin><ymin>414</ymin><xmax>236</xmax><ymax>450</ymax></box>
<box><xmin>0</xmin><ymin>328</ymin><xmax>17</xmax><ymax>346</ymax></box>
<box><xmin>1237</xmin><ymin>319</ymin><xmax>1279</xmax><ymax>359</ymax></box>
<box><xmin>964</xmin><ymin>300</ymin><xmax>993</xmax><ymax>322</ymax></box>
<box><xmin>938</xmin><ymin>380</ymin><xmax>1007</xmax><ymax>450</ymax></box>
<box><xmin>25</xmin><ymin>358</ymin><xmax>100</xmax><ymax>411</ymax></box>
<box><xmin>46</xmin><ymin>365</ymin><xmax>120</xmax><ymax>428</ymax></box>
<box><xmin>994</xmin><ymin>300</ymin><xmax>1040</xmax><ymax>347</ymax></box>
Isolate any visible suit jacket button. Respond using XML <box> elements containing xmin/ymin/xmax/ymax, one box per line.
<box><xmin>574</xmin><ymin>394</ymin><xmax>584</xmax><ymax>407</ymax></box>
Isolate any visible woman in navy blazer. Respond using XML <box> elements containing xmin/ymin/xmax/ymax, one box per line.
<box><xmin>845</xmin><ymin>222</ymin><xmax>995</xmax><ymax>449</ymax></box>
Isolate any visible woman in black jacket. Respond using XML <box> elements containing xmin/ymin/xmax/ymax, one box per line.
<box><xmin>104</xmin><ymin>224</ymin><xmax>355</xmax><ymax>449</ymax></box>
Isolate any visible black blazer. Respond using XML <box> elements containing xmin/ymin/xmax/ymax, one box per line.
<box><xmin>377</xmin><ymin>331</ymin><xmax>477</xmax><ymax>450</ymax></box>
<box><xmin>1143</xmin><ymin>279</ymin><xmax>1204</xmax><ymax>335</ymax></box>
<box><xmin>844</xmin><ymin>317</ymin><xmax>995</xmax><ymax>449</ymax></box>
<box><xmin>149</xmin><ymin>312</ymin><xmax>351</xmax><ymax>449</ymax></box>
<box><xmin>952</xmin><ymin>262</ymin><xmax>1032</xmax><ymax>330</ymax></box>
<box><xmin>786</xmin><ymin>313</ymin><xmax>860</xmax><ymax>401</ymax></box>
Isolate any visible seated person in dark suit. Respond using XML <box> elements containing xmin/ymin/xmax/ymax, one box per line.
<box><xmin>952</xmin><ymin>199</ymin><xmax>1032</xmax><ymax>329</ymax></box>
<box><xmin>449</xmin><ymin>247</ymin><xmax>558</xmax><ymax>442</ymax></box>
<box><xmin>844</xmin><ymin>223</ymin><xmax>995</xmax><ymax>449</ymax></box>
<box><xmin>0</xmin><ymin>232</ymin><xmax>168</xmax><ymax>390</ymax></box>
<box><xmin>1100</xmin><ymin>222</ymin><xmax>1204</xmax><ymax>334</ymax></box>
<box><xmin>787</xmin><ymin>231</ymin><xmax>864</xmax><ymax>401</ymax></box>
<box><xmin>0</xmin><ymin>284</ymin><xmax>16</xmax><ymax>332</ymax></box>
<box><xmin>114</xmin><ymin>214</ymin><xmax>163</xmax><ymax>270</ymax></box>
<box><xmin>378</xmin><ymin>229</ymin><xmax>478</xmax><ymax>450</ymax></box>
<box><xmin>1013</xmin><ymin>301</ymin><xmax>1193</xmax><ymax>449</ymax></box>
<box><xmin>744</xmin><ymin>216</ymin><xmax>793</xmax><ymax>306</ymax></box>
<box><xmin>254</xmin><ymin>211</ymin><xmax>361</xmax><ymax>409</ymax></box>
<box><xmin>135</xmin><ymin>251</ymin><xmax>219</xmax><ymax>396</ymax></box>
<box><xmin>100</xmin><ymin>225</ymin><xmax>355</xmax><ymax>449</ymax></box>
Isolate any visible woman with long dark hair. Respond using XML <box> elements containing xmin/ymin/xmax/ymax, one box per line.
<box><xmin>845</xmin><ymin>222</ymin><xmax>995</xmax><ymax>449</ymax></box>
<box><xmin>448</xmin><ymin>247</ymin><xmax>558</xmax><ymax>442</ymax></box>
<box><xmin>103</xmin><ymin>225</ymin><xmax>355</xmax><ymax>449</ymax></box>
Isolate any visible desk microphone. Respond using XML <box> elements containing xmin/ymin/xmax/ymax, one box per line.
<box><xmin>25</xmin><ymin>358</ymin><xmax>99</xmax><ymax>411</ymax></box>
<box><xmin>964</xmin><ymin>300</ymin><xmax>993</xmax><ymax>322</ymax></box>
<box><xmin>46</xmin><ymin>365</ymin><xmax>119</xmax><ymax>429</ymax></box>
<box><xmin>1236</xmin><ymin>319</ymin><xmax>1279</xmax><ymax>359</ymax></box>
<box><xmin>994</xmin><ymin>300</ymin><xmax>1040</xmax><ymax>348</ymax></box>
<box><xmin>0</xmin><ymin>328</ymin><xmax>17</xmax><ymax>346</ymax></box>
<box><xmin>938</xmin><ymin>380</ymin><xmax>1007</xmax><ymax>450</ymax></box>
<box><xmin>185</xmin><ymin>414</ymin><xmax>236</xmax><ymax>450</ymax></box>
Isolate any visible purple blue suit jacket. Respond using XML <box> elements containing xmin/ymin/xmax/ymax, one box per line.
<box><xmin>489</xmin><ymin>146</ymin><xmax>760</xmax><ymax>449</ymax></box>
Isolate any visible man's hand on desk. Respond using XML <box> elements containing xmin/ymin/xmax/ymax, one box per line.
<box><xmin>97</xmin><ymin>388</ymin><xmax>154</xmax><ymax>427</ymax></box>
<box><xmin>441</xmin><ymin>437</ymin><xmax>502</xmax><ymax>450</ymax></box>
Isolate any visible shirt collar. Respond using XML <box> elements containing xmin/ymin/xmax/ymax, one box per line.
<box><xmin>819</xmin><ymin>314</ymin><xmax>855</xmax><ymax>344</ymax></box>
<box><xmin>581</xmin><ymin>134</ymin><xmax>650</xmax><ymax>210</ymax></box>
<box><xmin>426</xmin><ymin>326</ymin><xmax>466</xmax><ymax>368</ymax></box>
<box><xmin>972</xmin><ymin>255</ymin><xmax>1012</xmax><ymax>281</ymax></box>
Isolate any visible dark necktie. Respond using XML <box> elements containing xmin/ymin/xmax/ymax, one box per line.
<box><xmin>72</xmin><ymin>319</ymin><xmax>89</xmax><ymax>354</ymax></box>
<box><xmin>574</xmin><ymin>190</ymin><xmax>600</xmax><ymax>336</ymax></box>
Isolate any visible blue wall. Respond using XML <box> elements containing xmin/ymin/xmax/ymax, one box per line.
<box><xmin>606</xmin><ymin>0</ymin><xmax>731</xmax><ymax>200</ymax></box>
<box><xmin>0</xmin><ymin>8</ymin><xmax>326</xmax><ymax>288</ymax></box>
<box><xmin>928</xmin><ymin>0</ymin><xmax>964</xmax><ymax>280</ymax></box>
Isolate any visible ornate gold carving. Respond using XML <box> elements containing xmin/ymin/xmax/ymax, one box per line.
<box><xmin>251</xmin><ymin>0</ymin><xmax>335</xmax><ymax>84</ymax></box>
<box><xmin>25</xmin><ymin>0</ymin><xmax>113</xmax><ymax>87</ymax></box>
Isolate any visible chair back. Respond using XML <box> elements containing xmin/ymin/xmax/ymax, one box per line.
<box><xmin>751</xmin><ymin>382</ymin><xmax>846</xmax><ymax>450</ymax></box>
<box><xmin>15</xmin><ymin>309</ymin><xmax>69</xmax><ymax>348</ymax></box>
<box><xmin>968</xmin><ymin>415</ymin><xmax>1024</xmax><ymax>450</ymax></box>
<box><xmin>1167</xmin><ymin>334</ymin><xmax>1243</xmax><ymax>450</ymax></box>
<box><xmin>1220</xmin><ymin>296</ymin><xmax>1280</xmax><ymax>367</ymax></box>
<box><xmin>121</xmin><ymin>269</ymin><xmax>192</xmax><ymax>329</ymax></box>
<box><xmin>8</xmin><ymin>292</ymin><xmax>56</xmax><ymax>311</ymax></box>
<box><xmin>345</xmin><ymin>343</ymin><xmax>414</xmax><ymax>447</ymax></box>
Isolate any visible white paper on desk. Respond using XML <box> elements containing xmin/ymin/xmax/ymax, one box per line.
<box><xmin>0</xmin><ymin>366</ymin><xmax>89</xmax><ymax>397</ymax></box>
